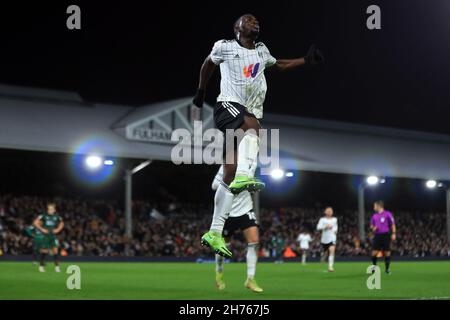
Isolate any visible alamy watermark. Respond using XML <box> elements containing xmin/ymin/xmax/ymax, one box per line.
<box><xmin>170</xmin><ymin>121</ymin><xmax>279</xmax><ymax>176</ymax></box>
<box><xmin>366</xmin><ymin>265</ymin><xmax>381</xmax><ymax>290</ymax></box>
<box><xmin>66</xmin><ymin>265</ymin><xmax>81</xmax><ymax>290</ymax></box>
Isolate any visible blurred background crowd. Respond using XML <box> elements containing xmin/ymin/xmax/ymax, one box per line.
<box><xmin>0</xmin><ymin>195</ymin><xmax>448</xmax><ymax>259</ymax></box>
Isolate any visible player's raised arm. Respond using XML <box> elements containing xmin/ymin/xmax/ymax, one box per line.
<box><xmin>273</xmin><ymin>44</ymin><xmax>324</xmax><ymax>71</ymax></box>
<box><xmin>193</xmin><ymin>55</ymin><xmax>217</xmax><ymax>108</ymax></box>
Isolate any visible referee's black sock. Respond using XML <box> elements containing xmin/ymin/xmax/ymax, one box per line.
<box><xmin>40</xmin><ymin>253</ymin><xmax>46</xmax><ymax>267</ymax></box>
<box><xmin>385</xmin><ymin>256</ymin><xmax>391</xmax><ymax>272</ymax></box>
<box><xmin>371</xmin><ymin>256</ymin><xmax>377</xmax><ymax>266</ymax></box>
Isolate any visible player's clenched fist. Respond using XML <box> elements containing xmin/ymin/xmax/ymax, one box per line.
<box><xmin>304</xmin><ymin>44</ymin><xmax>324</xmax><ymax>67</ymax></box>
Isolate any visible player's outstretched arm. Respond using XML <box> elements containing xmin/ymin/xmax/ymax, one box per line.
<box><xmin>193</xmin><ymin>55</ymin><xmax>216</xmax><ymax>108</ymax></box>
<box><xmin>274</xmin><ymin>44</ymin><xmax>324</xmax><ymax>71</ymax></box>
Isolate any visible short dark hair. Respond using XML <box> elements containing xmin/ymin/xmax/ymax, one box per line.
<box><xmin>374</xmin><ymin>200</ymin><xmax>384</xmax><ymax>208</ymax></box>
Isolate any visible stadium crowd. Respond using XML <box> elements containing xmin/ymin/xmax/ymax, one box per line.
<box><xmin>0</xmin><ymin>195</ymin><xmax>448</xmax><ymax>259</ymax></box>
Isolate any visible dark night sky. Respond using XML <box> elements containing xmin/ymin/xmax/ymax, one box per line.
<box><xmin>0</xmin><ymin>0</ymin><xmax>449</xmax><ymax>134</ymax></box>
<box><xmin>0</xmin><ymin>1</ymin><xmax>449</xmax><ymax>211</ymax></box>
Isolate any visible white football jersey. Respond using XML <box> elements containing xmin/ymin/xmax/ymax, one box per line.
<box><xmin>297</xmin><ymin>233</ymin><xmax>312</xmax><ymax>249</ymax></box>
<box><xmin>317</xmin><ymin>217</ymin><xmax>338</xmax><ymax>244</ymax></box>
<box><xmin>210</xmin><ymin>39</ymin><xmax>277</xmax><ymax>119</ymax></box>
<box><xmin>212</xmin><ymin>166</ymin><xmax>253</xmax><ymax>218</ymax></box>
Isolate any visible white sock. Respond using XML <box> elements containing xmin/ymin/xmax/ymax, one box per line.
<box><xmin>328</xmin><ymin>255</ymin><xmax>334</xmax><ymax>269</ymax></box>
<box><xmin>235</xmin><ymin>132</ymin><xmax>259</xmax><ymax>178</ymax></box>
<box><xmin>246</xmin><ymin>243</ymin><xmax>258</xmax><ymax>279</ymax></box>
<box><xmin>209</xmin><ymin>183</ymin><xmax>234</xmax><ymax>234</ymax></box>
<box><xmin>302</xmin><ymin>253</ymin><xmax>306</xmax><ymax>264</ymax></box>
<box><xmin>215</xmin><ymin>254</ymin><xmax>224</xmax><ymax>273</ymax></box>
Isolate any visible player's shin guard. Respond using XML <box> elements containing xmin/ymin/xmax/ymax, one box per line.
<box><xmin>215</xmin><ymin>254</ymin><xmax>224</xmax><ymax>273</ymax></box>
<box><xmin>210</xmin><ymin>183</ymin><xmax>234</xmax><ymax>234</ymax></box>
<box><xmin>246</xmin><ymin>242</ymin><xmax>258</xmax><ymax>279</ymax></box>
<box><xmin>236</xmin><ymin>132</ymin><xmax>259</xmax><ymax>178</ymax></box>
<box><xmin>302</xmin><ymin>253</ymin><xmax>306</xmax><ymax>264</ymax></box>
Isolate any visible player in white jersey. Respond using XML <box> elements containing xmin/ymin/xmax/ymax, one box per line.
<box><xmin>212</xmin><ymin>165</ymin><xmax>263</xmax><ymax>293</ymax></box>
<box><xmin>297</xmin><ymin>230</ymin><xmax>312</xmax><ymax>265</ymax></box>
<box><xmin>195</xmin><ymin>14</ymin><xmax>324</xmax><ymax>258</ymax></box>
<box><xmin>316</xmin><ymin>207</ymin><xmax>338</xmax><ymax>272</ymax></box>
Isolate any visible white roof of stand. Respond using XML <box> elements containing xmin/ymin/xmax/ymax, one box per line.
<box><xmin>0</xmin><ymin>85</ymin><xmax>449</xmax><ymax>180</ymax></box>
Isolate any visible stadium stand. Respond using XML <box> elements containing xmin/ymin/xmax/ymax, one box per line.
<box><xmin>0</xmin><ymin>195</ymin><xmax>448</xmax><ymax>259</ymax></box>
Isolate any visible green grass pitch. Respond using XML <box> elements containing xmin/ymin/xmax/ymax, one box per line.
<box><xmin>1</xmin><ymin>261</ymin><xmax>449</xmax><ymax>299</ymax></box>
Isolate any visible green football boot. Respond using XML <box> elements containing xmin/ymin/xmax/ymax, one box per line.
<box><xmin>229</xmin><ymin>175</ymin><xmax>265</xmax><ymax>194</ymax></box>
<box><xmin>201</xmin><ymin>231</ymin><xmax>232</xmax><ymax>258</ymax></box>
<box><xmin>216</xmin><ymin>272</ymin><xmax>226</xmax><ymax>290</ymax></box>
<box><xmin>245</xmin><ymin>278</ymin><xmax>264</xmax><ymax>293</ymax></box>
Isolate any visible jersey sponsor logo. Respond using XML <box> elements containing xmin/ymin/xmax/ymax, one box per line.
<box><xmin>380</xmin><ymin>217</ymin><xmax>385</xmax><ymax>223</ymax></box>
<box><xmin>243</xmin><ymin>63</ymin><xmax>260</xmax><ymax>78</ymax></box>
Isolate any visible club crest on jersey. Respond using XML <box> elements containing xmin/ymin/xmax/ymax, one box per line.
<box><xmin>243</xmin><ymin>63</ymin><xmax>260</xmax><ymax>78</ymax></box>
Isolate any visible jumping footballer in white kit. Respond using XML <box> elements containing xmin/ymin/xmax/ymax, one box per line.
<box><xmin>193</xmin><ymin>13</ymin><xmax>324</xmax><ymax>259</ymax></box>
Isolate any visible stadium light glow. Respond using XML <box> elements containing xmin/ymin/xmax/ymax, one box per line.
<box><xmin>366</xmin><ymin>176</ymin><xmax>380</xmax><ymax>186</ymax></box>
<box><xmin>270</xmin><ymin>169</ymin><xmax>285</xmax><ymax>179</ymax></box>
<box><xmin>85</xmin><ymin>155</ymin><xmax>103</xmax><ymax>170</ymax></box>
<box><xmin>285</xmin><ymin>172</ymin><xmax>294</xmax><ymax>177</ymax></box>
<box><xmin>104</xmin><ymin>159</ymin><xmax>114</xmax><ymax>166</ymax></box>
<box><xmin>426</xmin><ymin>180</ymin><xmax>438</xmax><ymax>189</ymax></box>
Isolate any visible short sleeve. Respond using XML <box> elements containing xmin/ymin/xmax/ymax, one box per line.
<box><xmin>316</xmin><ymin>219</ymin><xmax>323</xmax><ymax>230</ymax></box>
<box><xmin>388</xmin><ymin>213</ymin><xmax>395</xmax><ymax>225</ymax></box>
<box><xmin>333</xmin><ymin>218</ymin><xmax>338</xmax><ymax>231</ymax></box>
<box><xmin>210</xmin><ymin>40</ymin><xmax>225</xmax><ymax>65</ymax></box>
<box><xmin>260</xmin><ymin>43</ymin><xmax>277</xmax><ymax>67</ymax></box>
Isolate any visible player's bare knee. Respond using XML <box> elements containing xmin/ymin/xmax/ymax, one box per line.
<box><xmin>222</xmin><ymin>170</ymin><xmax>235</xmax><ymax>186</ymax></box>
<box><xmin>242</xmin><ymin>117</ymin><xmax>261</xmax><ymax>136</ymax></box>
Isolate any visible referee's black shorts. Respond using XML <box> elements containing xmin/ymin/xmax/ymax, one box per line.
<box><xmin>372</xmin><ymin>233</ymin><xmax>391</xmax><ymax>251</ymax></box>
